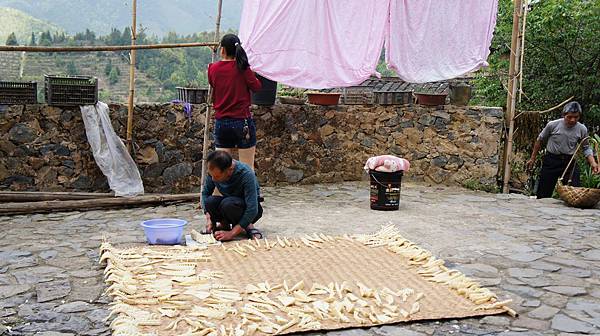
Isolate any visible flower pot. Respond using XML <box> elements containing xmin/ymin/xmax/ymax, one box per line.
<box><xmin>251</xmin><ymin>74</ymin><xmax>277</xmax><ymax>106</ymax></box>
<box><xmin>415</xmin><ymin>93</ymin><xmax>447</xmax><ymax>106</ymax></box>
<box><xmin>307</xmin><ymin>93</ymin><xmax>341</xmax><ymax>106</ymax></box>
<box><xmin>279</xmin><ymin>96</ymin><xmax>305</xmax><ymax>105</ymax></box>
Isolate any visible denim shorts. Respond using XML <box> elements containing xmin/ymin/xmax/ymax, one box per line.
<box><xmin>214</xmin><ymin>118</ymin><xmax>257</xmax><ymax>149</ymax></box>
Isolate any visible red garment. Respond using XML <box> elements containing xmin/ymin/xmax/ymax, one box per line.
<box><xmin>208</xmin><ymin>60</ymin><xmax>262</xmax><ymax>119</ymax></box>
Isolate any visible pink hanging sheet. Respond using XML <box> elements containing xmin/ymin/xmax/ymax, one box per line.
<box><xmin>239</xmin><ymin>0</ymin><xmax>498</xmax><ymax>87</ymax></box>
<box><xmin>239</xmin><ymin>0</ymin><xmax>389</xmax><ymax>89</ymax></box>
<box><xmin>385</xmin><ymin>0</ymin><xmax>498</xmax><ymax>83</ymax></box>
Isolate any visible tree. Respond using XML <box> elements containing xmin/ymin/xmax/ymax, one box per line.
<box><xmin>52</xmin><ymin>32</ymin><xmax>66</xmax><ymax>44</ymax></box>
<box><xmin>121</xmin><ymin>27</ymin><xmax>132</xmax><ymax>45</ymax></box>
<box><xmin>106</xmin><ymin>28</ymin><xmax>123</xmax><ymax>45</ymax></box>
<box><xmin>29</xmin><ymin>32</ymin><xmax>36</xmax><ymax>46</ymax></box>
<box><xmin>108</xmin><ymin>67</ymin><xmax>120</xmax><ymax>85</ymax></box>
<box><xmin>84</xmin><ymin>29</ymin><xmax>96</xmax><ymax>42</ymax></box>
<box><xmin>39</xmin><ymin>31</ymin><xmax>52</xmax><ymax>46</ymax></box>
<box><xmin>5</xmin><ymin>32</ymin><xmax>18</xmax><ymax>46</ymax></box>
<box><xmin>66</xmin><ymin>61</ymin><xmax>78</xmax><ymax>76</ymax></box>
<box><xmin>473</xmin><ymin>0</ymin><xmax>600</xmax><ymax>131</ymax></box>
<box><xmin>105</xmin><ymin>59</ymin><xmax>113</xmax><ymax>76</ymax></box>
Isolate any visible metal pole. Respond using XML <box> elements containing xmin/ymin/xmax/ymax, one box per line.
<box><xmin>200</xmin><ymin>0</ymin><xmax>224</xmax><ymax>193</ymax></box>
<box><xmin>126</xmin><ymin>0</ymin><xmax>137</xmax><ymax>152</ymax></box>
<box><xmin>502</xmin><ymin>0</ymin><xmax>524</xmax><ymax>193</ymax></box>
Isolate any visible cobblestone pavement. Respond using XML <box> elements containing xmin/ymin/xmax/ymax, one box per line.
<box><xmin>1</xmin><ymin>182</ymin><xmax>599</xmax><ymax>336</ymax></box>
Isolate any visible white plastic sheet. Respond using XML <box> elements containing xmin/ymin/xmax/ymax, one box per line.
<box><xmin>80</xmin><ymin>102</ymin><xmax>144</xmax><ymax>197</ymax></box>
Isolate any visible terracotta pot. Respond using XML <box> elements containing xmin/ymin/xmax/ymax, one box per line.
<box><xmin>307</xmin><ymin>93</ymin><xmax>341</xmax><ymax>106</ymax></box>
<box><xmin>415</xmin><ymin>93</ymin><xmax>447</xmax><ymax>106</ymax></box>
<box><xmin>278</xmin><ymin>96</ymin><xmax>305</xmax><ymax>105</ymax></box>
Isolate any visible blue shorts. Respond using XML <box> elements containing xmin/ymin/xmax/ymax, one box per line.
<box><xmin>214</xmin><ymin>118</ymin><xmax>257</xmax><ymax>149</ymax></box>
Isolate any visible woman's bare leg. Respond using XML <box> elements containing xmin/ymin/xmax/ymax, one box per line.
<box><xmin>238</xmin><ymin>146</ymin><xmax>256</xmax><ymax>171</ymax></box>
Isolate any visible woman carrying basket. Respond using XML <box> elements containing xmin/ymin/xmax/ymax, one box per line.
<box><xmin>527</xmin><ymin>102</ymin><xmax>599</xmax><ymax>199</ymax></box>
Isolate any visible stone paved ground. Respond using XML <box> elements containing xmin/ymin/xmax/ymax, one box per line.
<box><xmin>0</xmin><ymin>182</ymin><xmax>599</xmax><ymax>336</ymax></box>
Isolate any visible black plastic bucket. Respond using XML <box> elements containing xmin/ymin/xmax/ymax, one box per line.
<box><xmin>251</xmin><ymin>74</ymin><xmax>277</xmax><ymax>106</ymax></box>
<box><xmin>369</xmin><ymin>170</ymin><xmax>403</xmax><ymax>211</ymax></box>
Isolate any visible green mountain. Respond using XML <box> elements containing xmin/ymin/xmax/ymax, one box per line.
<box><xmin>0</xmin><ymin>7</ymin><xmax>62</xmax><ymax>44</ymax></box>
<box><xmin>0</xmin><ymin>0</ymin><xmax>243</xmax><ymax>36</ymax></box>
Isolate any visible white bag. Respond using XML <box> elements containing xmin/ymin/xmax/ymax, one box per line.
<box><xmin>80</xmin><ymin>102</ymin><xmax>144</xmax><ymax>196</ymax></box>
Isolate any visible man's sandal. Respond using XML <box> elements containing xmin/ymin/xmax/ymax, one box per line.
<box><xmin>246</xmin><ymin>228</ymin><xmax>263</xmax><ymax>239</ymax></box>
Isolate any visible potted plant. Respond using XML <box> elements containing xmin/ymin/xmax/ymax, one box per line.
<box><xmin>414</xmin><ymin>92</ymin><xmax>448</xmax><ymax>106</ymax></box>
<box><xmin>581</xmin><ymin>134</ymin><xmax>600</xmax><ymax>189</ymax></box>
<box><xmin>306</xmin><ymin>91</ymin><xmax>341</xmax><ymax>106</ymax></box>
<box><xmin>278</xmin><ymin>88</ymin><xmax>306</xmax><ymax>105</ymax></box>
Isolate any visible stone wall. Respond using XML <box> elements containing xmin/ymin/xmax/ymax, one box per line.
<box><xmin>0</xmin><ymin>102</ymin><xmax>503</xmax><ymax>193</ymax></box>
<box><xmin>253</xmin><ymin>104</ymin><xmax>503</xmax><ymax>186</ymax></box>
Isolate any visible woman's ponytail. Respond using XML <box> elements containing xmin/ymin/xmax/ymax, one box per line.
<box><xmin>235</xmin><ymin>43</ymin><xmax>250</xmax><ymax>71</ymax></box>
<box><xmin>220</xmin><ymin>34</ymin><xmax>250</xmax><ymax>71</ymax></box>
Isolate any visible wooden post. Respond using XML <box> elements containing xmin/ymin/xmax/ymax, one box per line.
<box><xmin>126</xmin><ymin>0</ymin><xmax>137</xmax><ymax>152</ymax></box>
<box><xmin>502</xmin><ymin>0</ymin><xmax>524</xmax><ymax>193</ymax></box>
<box><xmin>200</xmin><ymin>0</ymin><xmax>224</xmax><ymax>194</ymax></box>
<box><xmin>0</xmin><ymin>193</ymin><xmax>201</xmax><ymax>215</ymax></box>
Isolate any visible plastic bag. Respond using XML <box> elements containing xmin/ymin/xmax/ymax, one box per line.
<box><xmin>80</xmin><ymin>102</ymin><xmax>144</xmax><ymax>196</ymax></box>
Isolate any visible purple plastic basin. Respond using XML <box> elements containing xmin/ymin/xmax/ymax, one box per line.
<box><xmin>140</xmin><ymin>218</ymin><xmax>187</xmax><ymax>245</ymax></box>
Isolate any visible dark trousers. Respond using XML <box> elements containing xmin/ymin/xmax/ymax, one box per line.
<box><xmin>204</xmin><ymin>196</ymin><xmax>263</xmax><ymax>230</ymax></box>
<box><xmin>537</xmin><ymin>153</ymin><xmax>580</xmax><ymax>199</ymax></box>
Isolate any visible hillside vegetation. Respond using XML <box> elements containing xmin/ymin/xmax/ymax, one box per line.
<box><xmin>0</xmin><ymin>0</ymin><xmax>242</xmax><ymax>36</ymax></box>
<box><xmin>0</xmin><ymin>7</ymin><xmax>61</xmax><ymax>43</ymax></box>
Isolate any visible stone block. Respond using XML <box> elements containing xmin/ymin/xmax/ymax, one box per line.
<box><xmin>9</xmin><ymin>123</ymin><xmax>37</xmax><ymax>144</ymax></box>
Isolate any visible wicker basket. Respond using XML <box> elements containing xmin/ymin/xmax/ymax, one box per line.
<box><xmin>556</xmin><ymin>137</ymin><xmax>600</xmax><ymax>208</ymax></box>
<box><xmin>556</xmin><ymin>182</ymin><xmax>600</xmax><ymax>208</ymax></box>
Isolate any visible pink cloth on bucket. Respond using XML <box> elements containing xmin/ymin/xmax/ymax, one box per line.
<box><xmin>239</xmin><ymin>0</ymin><xmax>498</xmax><ymax>88</ymax></box>
<box><xmin>385</xmin><ymin>0</ymin><xmax>498</xmax><ymax>83</ymax></box>
<box><xmin>364</xmin><ymin>155</ymin><xmax>410</xmax><ymax>173</ymax></box>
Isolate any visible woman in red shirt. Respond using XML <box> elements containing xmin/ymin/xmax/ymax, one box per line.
<box><xmin>208</xmin><ymin>34</ymin><xmax>262</xmax><ymax>170</ymax></box>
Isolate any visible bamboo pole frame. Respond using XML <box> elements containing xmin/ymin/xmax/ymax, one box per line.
<box><xmin>126</xmin><ymin>0</ymin><xmax>138</xmax><ymax>152</ymax></box>
<box><xmin>502</xmin><ymin>0</ymin><xmax>525</xmax><ymax>193</ymax></box>
<box><xmin>200</xmin><ymin>0</ymin><xmax>224</xmax><ymax>197</ymax></box>
<box><xmin>0</xmin><ymin>42</ymin><xmax>218</xmax><ymax>52</ymax></box>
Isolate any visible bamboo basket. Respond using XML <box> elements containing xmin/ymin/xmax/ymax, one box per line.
<box><xmin>556</xmin><ymin>137</ymin><xmax>600</xmax><ymax>208</ymax></box>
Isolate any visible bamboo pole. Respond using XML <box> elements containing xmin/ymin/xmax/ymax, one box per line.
<box><xmin>518</xmin><ymin>0</ymin><xmax>529</xmax><ymax>103</ymax></box>
<box><xmin>126</xmin><ymin>0</ymin><xmax>137</xmax><ymax>152</ymax></box>
<box><xmin>0</xmin><ymin>42</ymin><xmax>218</xmax><ymax>53</ymax></box>
<box><xmin>502</xmin><ymin>0</ymin><xmax>524</xmax><ymax>194</ymax></box>
<box><xmin>0</xmin><ymin>191</ymin><xmax>114</xmax><ymax>202</ymax></box>
<box><xmin>200</xmin><ymin>0</ymin><xmax>224</xmax><ymax>195</ymax></box>
<box><xmin>0</xmin><ymin>194</ymin><xmax>201</xmax><ymax>216</ymax></box>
